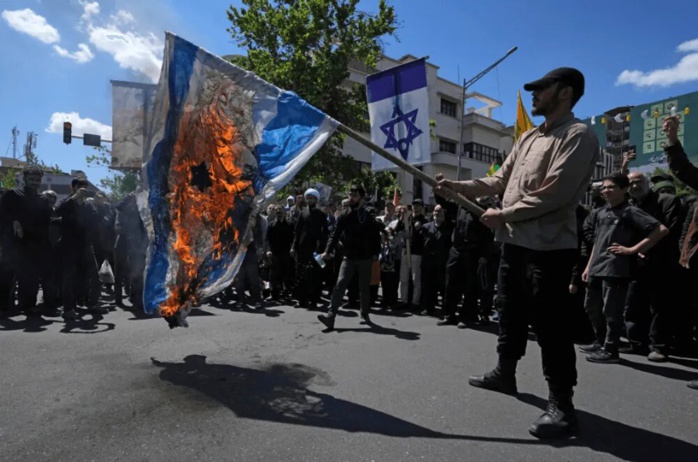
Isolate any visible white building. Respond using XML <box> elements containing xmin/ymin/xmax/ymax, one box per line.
<box><xmin>346</xmin><ymin>54</ymin><xmax>514</xmax><ymax>205</ymax></box>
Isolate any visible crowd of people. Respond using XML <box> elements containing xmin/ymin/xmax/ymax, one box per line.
<box><xmin>2</xmin><ymin>66</ymin><xmax>698</xmax><ymax>440</ymax></box>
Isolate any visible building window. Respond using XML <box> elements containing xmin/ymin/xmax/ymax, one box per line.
<box><xmin>439</xmin><ymin>139</ymin><xmax>456</xmax><ymax>153</ymax></box>
<box><xmin>440</xmin><ymin>98</ymin><xmax>457</xmax><ymax>118</ymax></box>
<box><xmin>463</xmin><ymin>142</ymin><xmax>501</xmax><ymax>165</ymax></box>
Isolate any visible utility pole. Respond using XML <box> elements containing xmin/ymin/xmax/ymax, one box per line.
<box><xmin>11</xmin><ymin>126</ymin><xmax>19</xmax><ymax>159</ymax></box>
<box><xmin>24</xmin><ymin>131</ymin><xmax>38</xmax><ymax>162</ymax></box>
<box><xmin>456</xmin><ymin>47</ymin><xmax>518</xmax><ymax>180</ymax></box>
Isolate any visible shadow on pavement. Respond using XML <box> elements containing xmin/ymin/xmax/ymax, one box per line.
<box><xmin>0</xmin><ymin>314</ymin><xmax>53</xmax><ymax>333</ymax></box>
<box><xmin>151</xmin><ymin>355</ymin><xmax>536</xmax><ymax>442</ymax></box>
<box><xmin>330</xmin><ymin>321</ymin><xmax>421</xmax><ymax>341</ymax></box>
<box><xmin>516</xmin><ymin>392</ymin><xmax>698</xmax><ymax>461</ymax></box>
<box><xmin>619</xmin><ymin>358</ymin><xmax>698</xmax><ymax>382</ymax></box>
<box><xmin>60</xmin><ymin>313</ymin><xmax>116</xmax><ymax>334</ymax></box>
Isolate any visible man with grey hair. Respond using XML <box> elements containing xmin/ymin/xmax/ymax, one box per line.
<box><xmin>624</xmin><ymin>171</ymin><xmax>683</xmax><ymax>362</ymax></box>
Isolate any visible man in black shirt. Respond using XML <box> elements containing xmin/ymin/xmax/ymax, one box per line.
<box><xmin>0</xmin><ymin>165</ymin><xmax>52</xmax><ymax>315</ymax></box>
<box><xmin>318</xmin><ymin>185</ymin><xmax>381</xmax><ymax>330</ymax></box>
<box><xmin>291</xmin><ymin>188</ymin><xmax>328</xmax><ymax>310</ymax></box>
<box><xmin>419</xmin><ymin>205</ymin><xmax>452</xmax><ymax>316</ymax></box>
<box><xmin>266</xmin><ymin>205</ymin><xmax>294</xmax><ymax>301</ymax></box>
<box><xmin>57</xmin><ymin>177</ymin><xmax>105</xmax><ymax>320</ymax></box>
<box><xmin>581</xmin><ymin>173</ymin><xmax>667</xmax><ymax>363</ymax></box>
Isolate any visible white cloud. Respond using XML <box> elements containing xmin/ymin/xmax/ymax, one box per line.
<box><xmin>111</xmin><ymin>10</ymin><xmax>135</xmax><ymax>25</ymax></box>
<box><xmin>616</xmin><ymin>38</ymin><xmax>698</xmax><ymax>88</ymax></box>
<box><xmin>46</xmin><ymin>112</ymin><xmax>112</xmax><ymax>140</ymax></box>
<box><xmin>677</xmin><ymin>38</ymin><xmax>698</xmax><ymax>53</ymax></box>
<box><xmin>53</xmin><ymin>43</ymin><xmax>94</xmax><ymax>63</ymax></box>
<box><xmin>86</xmin><ymin>23</ymin><xmax>163</xmax><ymax>82</ymax></box>
<box><xmin>1</xmin><ymin>8</ymin><xmax>60</xmax><ymax>44</ymax></box>
<box><xmin>80</xmin><ymin>1</ymin><xmax>100</xmax><ymax>22</ymax></box>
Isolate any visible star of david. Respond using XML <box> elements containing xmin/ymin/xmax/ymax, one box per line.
<box><xmin>380</xmin><ymin>105</ymin><xmax>423</xmax><ymax>160</ymax></box>
<box><xmin>190</xmin><ymin>161</ymin><xmax>213</xmax><ymax>192</ymax></box>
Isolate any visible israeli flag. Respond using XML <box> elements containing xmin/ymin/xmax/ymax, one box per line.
<box><xmin>367</xmin><ymin>58</ymin><xmax>430</xmax><ymax>171</ymax></box>
<box><xmin>139</xmin><ymin>33</ymin><xmax>337</xmax><ymax>319</ymax></box>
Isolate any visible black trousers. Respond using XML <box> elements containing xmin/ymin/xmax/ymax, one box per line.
<box><xmin>380</xmin><ymin>267</ymin><xmax>400</xmax><ymax>308</ymax></box>
<box><xmin>420</xmin><ymin>260</ymin><xmax>446</xmax><ymax>313</ymax></box>
<box><xmin>294</xmin><ymin>254</ymin><xmax>320</xmax><ymax>305</ymax></box>
<box><xmin>625</xmin><ymin>265</ymin><xmax>677</xmax><ymax>353</ymax></box>
<box><xmin>444</xmin><ymin>247</ymin><xmax>480</xmax><ymax>322</ymax></box>
<box><xmin>61</xmin><ymin>243</ymin><xmax>101</xmax><ymax>312</ymax></box>
<box><xmin>16</xmin><ymin>243</ymin><xmax>51</xmax><ymax>311</ymax></box>
<box><xmin>496</xmin><ymin>244</ymin><xmax>578</xmax><ymax>389</ymax></box>
<box><xmin>270</xmin><ymin>252</ymin><xmax>293</xmax><ymax>298</ymax></box>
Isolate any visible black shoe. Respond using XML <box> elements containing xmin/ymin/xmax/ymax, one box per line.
<box><xmin>578</xmin><ymin>342</ymin><xmax>602</xmax><ymax>353</ymax></box>
<box><xmin>437</xmin><ymin>317</ymin><xmax>457</xmax><ymax>326</ymax></box>
<box><xmin>318</xmin><ymin>314</ymin><xmax>335</xmax><ymax>331</ymax></box>
<box><xmin>360</xmin><ymin>313</ymin><xmax>371</xmax><ymax>325</ymax></box>
<box><xmin>529</xmin><ymin>390</ymin><xmax>578</xmax><ymax>439</ymax></box>
<box><xmin>687</xmin><ymin>380</ymin><xmax>698</xmax><ymax>390</ymax></box>
<box><xmin>294</xmin><ymin>302</ymin><xmax>307</xmax><ymax>309</ymax></box>
<box><xmin>62</xmin><ymin>309</ymin><xmax>79</xmax><ymax>321</ymax></box>
<box><xmin>586</xmin><ymin>349</ymin><xmax>619</xmax><ymax>364</ymax></box>
<box><xmin>618</xmin><ymin>344</ymin><xmax>649</xmax><ymax>355</ymax></box>
<box><xmin>468</xmin><ymin>369</ymin><xmax>518</xmax><ymax>395</ymax></box>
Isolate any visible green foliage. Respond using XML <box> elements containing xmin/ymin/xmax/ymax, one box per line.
<box><xmin>650</xmin><ymin>166</ymin><xmax>697</xmax><ymax>197</ymax></box>
<box><xmin>86</xmin><ymin>146</ymin><xmax>140</xmax><ymax>200</ymax></box>
<box><xmin>0</xmin><ymin>168</ymin><xmax>17</xmax><ymax>189</ymax></box>
<box><xmin>227</xmin><ymin>0</ymin><xmax>398</xmax><ymax>197</ymax></box>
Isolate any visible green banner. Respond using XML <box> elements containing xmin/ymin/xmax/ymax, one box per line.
<box><xmin>629</xmin><ymin>91</ymin><xmax>698</xmax><ymax>171</ymax></box>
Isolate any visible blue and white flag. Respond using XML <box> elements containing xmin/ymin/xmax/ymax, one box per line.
<box><xmin>138</xmin><ymin>33</ymin><xmax>337</xmax><ymax>322</ymax></box>
<box><xmin>367</xmin><ymin>58</ymin><xmax>430</xmax><ymax>171</ymax></box>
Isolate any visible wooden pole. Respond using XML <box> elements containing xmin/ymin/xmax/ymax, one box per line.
<box><xmin>337</xmin><ymin>124</ymin><xmax>485</xmax><ymax>216</ymax></box>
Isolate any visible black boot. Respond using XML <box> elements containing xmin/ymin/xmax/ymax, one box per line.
<box><xmin>687</xmin><ymin>380</ymin><xmax>698</xmax><ymax>390</ymax></box>
<box><xmin>468</xmin><ymin>357</ymin><xmax>518</xmax><ymax>395</ymax></box>
<box><xmin>529</xmin><ymin>386</ymin><xmax>578</xmax><ymax>439</ymax></box>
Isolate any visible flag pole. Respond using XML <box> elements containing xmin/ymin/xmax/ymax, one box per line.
<box><xmin>336</xmin><ymin>124</ymin><xmax>485</xmax><ymax>216</ymax></box>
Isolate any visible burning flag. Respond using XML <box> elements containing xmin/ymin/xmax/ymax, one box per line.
<box><xmin>138</xmin><ymin>33</ymin><xmax>337</xmax><ymax>327</ymax></box>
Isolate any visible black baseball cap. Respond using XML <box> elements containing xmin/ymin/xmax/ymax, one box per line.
<box><xmin>523</xmin><ymin>67</ymin><xmax>585</xmax><ymax>102</ymax></box>
<box><xmin>412</xmin><ymin>198</ymin><xmax>424</xmax><ymax>206</ymax></box>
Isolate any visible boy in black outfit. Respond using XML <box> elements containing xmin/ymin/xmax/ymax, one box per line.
<box><xmin>581</xmin><ymin>173</ymin><xmax>668</xmax><ymax>363</ymax></box>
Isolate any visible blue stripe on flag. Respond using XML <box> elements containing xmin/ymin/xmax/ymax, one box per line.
<box><xmin>253</xmin><ymin>91</ymin><xmax>327</xmax><ymax>192</ymax></box>
<box><xmin>143</xmin><ymin>36</ymin><xmax>197</xmax><ymax>314</ymax></box>
<box><xmin>366</xmin><ymin>58</ymin><xmax>427</xmax><ymax>103</ymax></box>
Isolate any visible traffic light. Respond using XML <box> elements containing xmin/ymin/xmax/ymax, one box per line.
<box><xmin>63</xmin><ymin>122</ymin><xmax>72</xmax><ymax>144</ymax></box>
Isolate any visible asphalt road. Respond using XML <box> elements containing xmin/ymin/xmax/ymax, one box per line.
<box><xmin>1</xmin><ymin>298</ymin><xmax>697</xmax><ymax>462</ymax></box>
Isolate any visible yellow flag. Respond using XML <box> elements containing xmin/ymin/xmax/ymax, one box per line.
<box><xmin>514</xmin><ymin>90</ymin><xmax>535</xmax><ymax>142</ymax></box>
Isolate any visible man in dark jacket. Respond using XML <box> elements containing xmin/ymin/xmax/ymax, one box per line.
<box><xmin>419</xmin><ymin>204</ymin><xmax>452</xmax><ymax>316</ymax></box>
<box><xmin>57</xmin><ymin>177</ymin><xmax>105</xmax><ymax>319</ymax></box>
<box><xmin>266</xmin><ymin>205</ymin><xmax>294</xmax><ymax>300</ymax></box>
<box><xmin>317</xmin><ymin>185</ymin><xmax>381</xmax><ymax>330</ymax></box>
<box><xmin>0</xmin><ymin>165</ymin><xmax>52</xmax><ymax>315</ymax></box>
<box><xmin>435</xmin><ymin>192</ymin><xmax>494</xmax><ymax>327</ymax></box>
<box><xmin>291</xmin><ymin>188</ymin><xmax>328</xmax><ymax>309</ymax></box>
<box><xmin>625</xmin><ymin>171</ymin><xmax>683</xmax><ymax>361</ymax></box>
<box><xmin>663</xmin><ymin>114</ymin><xmax>698</xmax><ymax>390</ymax></box>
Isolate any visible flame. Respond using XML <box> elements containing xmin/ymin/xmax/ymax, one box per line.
<box><xmin>159</xmin><ymin>84</ymin><xmax>254</xmax><ymax>317</ymax></box>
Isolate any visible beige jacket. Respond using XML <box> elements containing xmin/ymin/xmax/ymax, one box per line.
<box><xmin>461</xmin><ymin>113</ymin><xmax>599</xmax><ymax>251</ymax></box>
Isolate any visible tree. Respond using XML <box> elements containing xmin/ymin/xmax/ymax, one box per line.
<box><xmin>86</xmin><ymin>146</ymin><xmax>140</xmax><ymax>200</ymax></box>
<box><xmin>650</xmin><ymin>166</ymin><xmax>697</xmax><ymax>197</ymax></box>
<box><xmin>227</xmin><ymin>0</ymin><xmax>398</xmax><ymax>198</ymax></box>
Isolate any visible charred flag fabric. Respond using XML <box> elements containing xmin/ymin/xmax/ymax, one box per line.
<box><xmin>138</xmin><ymin>33</ymin><xmax>338</xmax><ymax>320</ymax></box>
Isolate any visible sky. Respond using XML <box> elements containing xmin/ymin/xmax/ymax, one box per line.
<box><xmin>1</xmin><ymin>0</ymin><xmax>698</xmax><ymax>185</ymax></box>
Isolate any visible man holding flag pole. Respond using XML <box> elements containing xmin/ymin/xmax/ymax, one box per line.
<box><xmin>436</xmin><ymin>67</ymin><xmax>598</xmax><ymax>439</ymax></box>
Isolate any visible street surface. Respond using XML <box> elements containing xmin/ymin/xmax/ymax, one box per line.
<box><xmin>1</xmin><ymin>299</ymin><xmax>697</xmax><ymax>462</ymax></box>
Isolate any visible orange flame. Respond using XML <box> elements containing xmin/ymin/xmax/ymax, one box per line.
<box><xmin>159</xmin><ymin>84</ymin><xmax>254</xmax><ymax>317</ymax></box>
